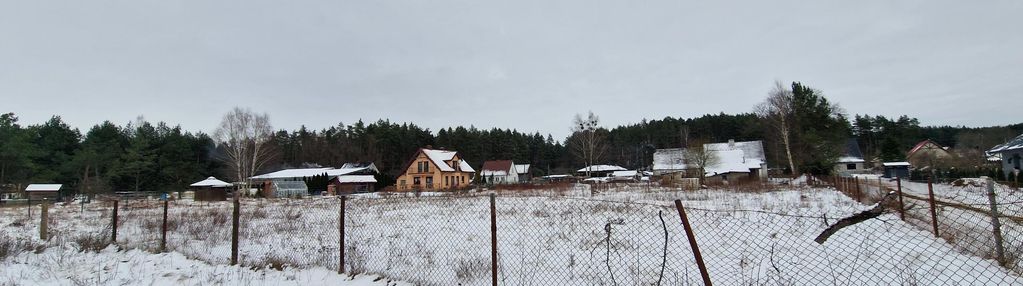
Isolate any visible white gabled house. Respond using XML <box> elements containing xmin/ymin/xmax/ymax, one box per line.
<box><xmin>481</xmin><ymin>160</ymin><xmax>519</xmax><ymax>185</ymax></box>
<box><xmin>988</xmin><ymin>133</ymin><xmax>1023</xmax><ymax>179</ymax></box>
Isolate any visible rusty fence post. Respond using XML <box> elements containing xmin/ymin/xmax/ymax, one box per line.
<box><xmin>896</xmin><ymin>177</ymin><xmax>906</xmax><ymax>221</ymax></box>
<box><xmin>490</xmin><ymin>193</ymin><xmax>498</xmax><ymax>286</ymax></box>
<box><xmin>161</xmin><ymin>199</ymin><xmax>168</xmax><ymax>252</ymax></box>
<box><xmin>927</xmin><ymin>178</ymin><xmax>940</xmax><ymax>238</ymax></box>
<box><xmin>112</xmin><ymin>200</ymin><xmax>119</xmax><ymax>243</ymax></box>
<box><xmin>40</xmin><ymin>199</ymin><xmax>48</xmax><ymax>240</ymax></box>
<box><xmin>674</xmin><ymin>200</ymin><xmax>713</xmax><ymax>286</ymax></box>
<box><xmin>339</xmin><ymin>195</ymin><xmax>347</xmax><ymax>274</ymax></box>
<box><xmin>231</xmin><ymin>197</ymin><xmax>240</xmax><ymax>265</ymax></box>
<box><xmin>985</xmin><ymin>177</ymin><xmax>1007</xmax><ymax>266</ymax></box>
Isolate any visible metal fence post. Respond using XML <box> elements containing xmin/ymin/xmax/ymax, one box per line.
<box><xmin>985</xmin><ymin>177</ymin><xmax>1007</xmax><ymax>266</ymax></box>
<box><xmin>161</xmin><ymin>200</ymin><xmax>168</xmax><ymax>252</ymax></box>
<box><xmin>231</xmin><ymin>197</ymin><xmax>240</xmax><ymax>265</ymax></box>
<box><xmin>490</xmin><ymin>193</ymin><xmax>498</xmax><ymax>286</ymax></box>
<box><xmin>339</xmin><ymin>195</ymin><xmax>346</xmax><ymax>274</ymax></box>
<box><xmin>112</xmin><ymin>200</ymin><xmax>119</xmax><ymax>243</ymax></box>
<box><xmin>674</xmin><ymin>200</ymin><xmax>713</xmax><ymax>286</ymax></box>
<box><xmin>896</xmin><ymin>177</ymin><xmax>905</xmax><ymax>221</ymax></box>
<box><xmin>40</xmin><ymin>199</ymin><xmax>48</xmax><ymax>240</ymax></box>
<box><xmin>927</xmin><ymin>178</ymin><xmax>940</xmax><ymax>238</ymax></box>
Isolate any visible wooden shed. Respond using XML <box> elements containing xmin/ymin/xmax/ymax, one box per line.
<box><xmin>189</xmin><ymin>177</ymin><xmax>232</xmax><ymax>201</ymax></box>
<box><xmin>883</xmin><ymin>162</ymin><xmax>911</xmax><ymax>179</ymax></box>
<box><xmin>25</xmin><ymin>184</ymin><xmax>62</xmax><ymax>202</ymax></box>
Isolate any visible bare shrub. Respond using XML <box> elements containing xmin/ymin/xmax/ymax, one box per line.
<box><xmin>0</xmin><ymin>236</ymin><xmax>35</xmax><ymax>259</ymax></box>
<box><xmin>454</xmin><ymin>258</ymin><xmax>489</xmax><ymax>282</ymax></box>
<box><xmin>74</xmin><ymin>233</ymin><xmax>111</xmax><ymax>252</ymax></box>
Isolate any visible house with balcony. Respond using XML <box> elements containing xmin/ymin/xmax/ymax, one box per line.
<box><xmin>396</xmin><ymin>147</ymin><xmax>476</xmax><ymax>191</ymax></box>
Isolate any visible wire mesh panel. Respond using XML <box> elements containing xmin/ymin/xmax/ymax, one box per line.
<box><xmin>114</xmin><ymin>199</ymin><xmax>165</xmax><ymax>252</ymax></box>
<box><xmin>238</xmin><ymin>197</ymin><xmax>342</xmax><ymax>270</ymax></box>
<box><xmin>345</xmin><ymin>194</ymin><xmax>491</xmax><ymax>285</ymax></box>
<box><xmin>495</xmin><ymin>196</ymin><xmax>696</xmax><ymax>285</ymax></box>
<box><xmin>163</xmin><ymin>199</ymin><xmax>234</xmax><ymax>264</ymax></box>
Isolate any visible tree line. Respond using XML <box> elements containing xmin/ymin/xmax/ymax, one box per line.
<box><xmin>2</xmin><ymin>81</ymin><xmax>1021</xmax><ymax>195</ymax></box>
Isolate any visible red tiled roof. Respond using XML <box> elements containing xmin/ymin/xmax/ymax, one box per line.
<box><xmin>481</xmin><ymin>160</ymin><xmax>514</xmax><ymax>172</ymax></box>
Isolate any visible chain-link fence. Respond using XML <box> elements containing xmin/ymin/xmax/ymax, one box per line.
<box><xmin>4</xmin><ymin>181</ymin><xmax>1023</xmax><ymax>285</ymax></box>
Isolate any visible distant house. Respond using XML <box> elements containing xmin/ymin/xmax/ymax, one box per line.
<box><xmin>250</xmin><ymin>164</ymin><xmax>379</xmax><ymax>197</ymax></box>
<box><xmin>834</xmin><ymin>139</ymin><xmax>868</xmax><ymax>176</ymax></box>
<box><xmin>189</xmin><ymin>176</ymin><xmax>232</xmax><ymax>201</ymax></box>
<box><xmin>653</xmin><ymin>140</ymin><xmax>768</xmax><ymax>184</ymax></box>
<box><xmin>988</xmin><ymin>133</ymin><xmax>1023</xmax><ymax>179</ymax></box>
<box><xmin>481</xmin><ymin>160</ymin><xmax>518</xmax><ymax>185</ymax></box>
<box><xmin>906</xmin><ymin>139</ymin><xmax>954</xmax><ymax>169</ymax></box>
<box><xmin>395</xmin><ymin>148</ymin><xmax>476</xmax><ymax>191</ymax></box>
<box><xmin>883</xmin><ymin>162</ymin><xmax>911</xmax><ymax>179</ymax></box>
<box><xmin>25</xmin><ymin>184</ymin><xmax>61</xmax><ymax>201</ymax></box>
<box><xmin>576</xmin><ymin>165</ymin><xmax>627</xmax><ymax>177</ymax></box>
<box><xmin>514</xmin><ymin>164</ymin><xmax>531</xmax><ymax>182</ymax></box>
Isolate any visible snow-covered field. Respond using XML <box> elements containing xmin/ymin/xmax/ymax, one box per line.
<box><xmin>3</xmin><ymin>183</ymin><xmax>1022</xmax><ymax>285</ymax></box>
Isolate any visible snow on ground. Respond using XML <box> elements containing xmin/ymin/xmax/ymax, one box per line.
<box><xmin>2</xmin><ymin>183</ymin><xmax>1022</xmax><ymax>285</ymax></box>
<box><xmin>0</xmin><ymin>244</ymin><xmax>405</xmax><ymax>286</ymax></box>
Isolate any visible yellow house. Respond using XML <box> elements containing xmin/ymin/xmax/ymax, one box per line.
<box><xmin>396</xmin><ymin>148</ymin><xmax>476</xmax><ymax>191</ymax></box>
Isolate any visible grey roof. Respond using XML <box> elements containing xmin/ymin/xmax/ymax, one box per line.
<box><xmin>988</xmin><ymin>134</ymin><xmax>1023</xmax><ymax>154</ymax></box>
<box><xmin>842</xmin><ymin>138</ymin><xmax>864</xmax><ymax>159</ymax></box>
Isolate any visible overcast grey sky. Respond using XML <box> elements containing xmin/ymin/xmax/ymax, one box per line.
<box><xmin>2</xmin><ymin>1</ymin><xmax>1021</xmax><ymax>139</ymax></box>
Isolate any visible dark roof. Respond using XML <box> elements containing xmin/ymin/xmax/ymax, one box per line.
<box><xmin>481</xmin><ymin>160</ymin><xmax>514</xmax><ymax>172</ymax></box>
<box><xmin>988</xmin><ymin>133</ymin><xmax>1023</xmax><ymax>154</ymax></box>
<box><xmin>842</xmin><ymin>138</ymin><xmax>864</xmax><ymax>159</ymax></box>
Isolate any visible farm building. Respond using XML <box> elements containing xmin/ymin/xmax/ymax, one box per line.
<box><xmin>882</xmin><ymin>162</ymin><xmax>911</xmax><ymax>179</ymax></box>
<box><xmin>481</xmin><ymin>160</ymin><xmax>519</xmax><ymax>185</ymax></box>
<box><xmin>25</xmin><ymin>184</ymin><xmax>61</xmax><ymax>201</ymax></box>
<box><xmin>576</xmin><ymin>165</ymin><xmax>627</xmax><ymax>177</ymax></box>
<box><xmin>189</xmin><ymin>176</ymin><xmax>232</xmax><ymax>201</ymax></box>
<box><xmin>988</xmin><ymin>133</ymin><xmax>1023</xmax><ymax>179</ymax></box>
<box><xmin>395</xmin><ymin>147</ymin><xmax>476</xmax><ymax>191</ymax></box>
<box><xmin>834</xmin><ymin>139</ymin><xmax>868</xmax><ymax>176</ymax></box>
<box><xmin>609</xmin><ymin>170</ymin><xmax>640</xmax><ymax>182</ymax></box>
<box><xmin>906</xmin><ymin>139</ymin><xmax>954</xmax><ymax>169</ymax></box>
<box><xmin>652</xmin><ymin>140</ymin><xmax>768</xmax><ymax>183</ymax></box>
<box><xmin>251</xmin><ymin>164</ymin><xmax>379</xmax><ymax>197</ymax></box>
<box><xmin>331</xmin><ymin>175</ymin><xmax>376</xmax><ymax>195</ymax></box>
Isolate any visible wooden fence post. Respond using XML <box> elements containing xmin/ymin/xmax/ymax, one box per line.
<box><xmin>896</xmin><ymin>177</ymin><xmax>905</xmax><ymax>221</ymax></box>
<box><xmin>111</xmin><ymin>200</ymin><xmax>119</xmax><ymax>243</ymax></box>
<box><xmin>674</xmin><ymin>200</ymin><xmax>713</xmax><ymax>286</ymax></box>
<box><xmin>927</xmin><ymin>178</ymin><xmax>940</xmax><ymax>238</ymax></box>
<box><xmin>985</xmin><ymin>177</ymin><xmax>1007</xmax><ymax>266</ymax></box>
<box><xmin>231</xmin><ymin>197</ymin><xmax>240</xmax><ymax>265</ymax></box>
<box><xmin>854</xmin><ymin>177</ymin><xmax>862</xmax><ymax>201</ymax></box>
<box><xmin>339</xmin><ymin>196</ymin><xmax>346</xmax><ymax>274</ymax></box>
<box><xmin>490</xmin><ymin>193</ymin><xmax>498</xmax><ymax>286</ymax></box>
<box><xmin>40</xmin><ymin>199</ymin><xmax>48</xmax><ymax>240</ymax></box>
<box><xmin>161</xmin><ymin>200</ymin><xmax>168</xmax><ymax>252</ymax></box>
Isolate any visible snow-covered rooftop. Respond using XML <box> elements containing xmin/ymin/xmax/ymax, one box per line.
<box><xmin>336</xmin><ymin>175</ymin><xmax>377</xmax><ymax>184</ymax></box>
<box><xmin>883</xmin><ymin>162</ymin><xmax>911</xmax><ymax>167</ymax></box>
<box><xmin>837</xmin><ymin>156</ymin><xmax>866</xmax><ymax>163</ymax></box>
<box><xmin>611</xmin><ymin>170</ymin><xmax>638</xmax><ymax>177</ymax></box>
<box><xmin>422</xmin><ymin>149</ymin><xmax>475</xmax><ymax>173</ymax></box>
<box><xmin>704</xmin><ymin>140</ymin><xmax>766</xmax><ymax>162</ymax></box>
<box><xmin>251</xmin><ymin>167</ymin><xmax>371</xmax><ymax>180</ymax></box>
<box><xmin>25</xmin><ymin>184</ymin><xmax>62</xmax><ymax>192</ymax></box>
<box><xmin>189</xmin><ymin>177</ymin><xmax>232</xmax><ymax>188</ymax></box>
<box><xmin>577</xmin><ymin>165</ymin><xmax>627</xmax><ymax>173</ymax></box>
<box><xmin>514</xmin><ymin>164</ymin><xmax>530</xmax><ymax>174</ymax></box>
<box><xmin>653</xmin><ymin>148</ymin><xmax>687</xmax><ymax>171</ymax></box>
<box><xmin>704</xmin><ymin>149</ymin><xmax>753</xmax><ymax>176</ymax></box>
<box><xmin>988</xmin><ymin>133</ymin><xmax>1023</xmax><ymax>154</ymax></box>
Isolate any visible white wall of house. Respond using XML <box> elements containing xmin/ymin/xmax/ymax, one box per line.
<box><xmin>484</xmin><ymin>167</ymin><xmax>519</xmax><ymax>184</ymax></box>
<box><xmin>1003</xmin><ymin>150</ymin><xmax>1022</xmax><ymax>178</ymax></box>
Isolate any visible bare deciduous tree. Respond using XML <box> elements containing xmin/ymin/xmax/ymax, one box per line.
<box><xmin>570</xmin><ymin>111</ymin><xmax>607</xmax><ymax>177</ymax></box>
<box><xmin>756</xmin><ymin>81</ymin><xmax>798</xmax><ymax>175</ymax></box>
<box><xmin>683</xmin><ymin>140</ymin><xmax>719</xmax><ymax>185</ymax></box>
<box><xmin>214</xmin><ymin>107</ymin><xmax>274</xmax><ymax>194</ymax></box>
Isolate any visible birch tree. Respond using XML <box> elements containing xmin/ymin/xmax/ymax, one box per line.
<box><xmin>756</xmin><ymin>81</ymin><xmax>797</xmax><ymax>174</ymax></box>
<box><xmin>569</xmin><ymin>111</ymin><xmax>607</xmax><ymax>177</ymax></box>
<box><xmin>213</xmin><ymin>107</ymin><xmax>274</xmax><ymax>194</ymax></box>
